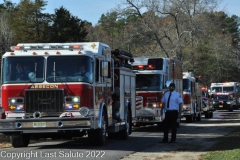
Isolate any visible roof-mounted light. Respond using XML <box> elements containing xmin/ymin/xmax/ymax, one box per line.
<box><xmin>148</xmin><ymin>64</ymin><xmax>155</xmax><ymax>69</ymax></box>
<box><xmin>10</xmin><ymin>44</ymin><xmax>84</xmax><ymax>51</ymax></box>
<box><xmin>69</xmin><ymin>45</ymin><xmax>83</xmax><ymax>50</ymax></box>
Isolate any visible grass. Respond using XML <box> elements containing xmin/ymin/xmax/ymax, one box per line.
<box><xmin>200</xmin><ymin>127</ymin><xmax>240</xmax><ymax>160</ymax></box>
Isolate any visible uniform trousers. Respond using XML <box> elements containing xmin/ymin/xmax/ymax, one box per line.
<box><xmin>163</xmin><ymin>110</ymin><xmax>178</xmax><ymax>141</ymax></box>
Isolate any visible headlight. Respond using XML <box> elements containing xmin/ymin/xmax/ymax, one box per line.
<box><xmin>79</xmin><ymin>107</ymin><xmax>90</xmax><ymax>117</ymax></box>
<box><xmin>65</xmin><ymin>96</ymin><xmax>80</xmax><ymax>103</ymax></box>
<box><xmin>11</xmin><ymin>99</ymin><xmax>16</xmax><ymax>103</ymax></box>
<box><xmin>72</xmin><ymin>97</ymin><xmax>80</xmax><ymax>103</ymax></box>
<box><xmin>65</xmin><ymin>96</ymin><xmax>80</xmax><ymax>110</ymax></box>
<box><xmin>8</xmin><ymin>98</ymin><xmax>24</xmax><ymax>111</ymax></box>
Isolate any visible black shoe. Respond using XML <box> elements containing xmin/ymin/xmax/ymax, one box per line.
<box><xmin>159</xmin><ymin>140</ymin><xmax>168</xmax><ymax>143</ymax></box>
<box><xmin>169</xmin><ymin>140</ymin><xmax>176</xmax><ymax>143</ymax></box>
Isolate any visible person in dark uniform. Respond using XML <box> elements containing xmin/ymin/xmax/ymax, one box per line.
<box><xmin>160</xmin><ymin>83</ymin><xmax>183</xmax><ymax>143</ymax></box>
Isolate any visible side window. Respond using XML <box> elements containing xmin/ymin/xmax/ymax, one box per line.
<box><xmin>95</xmin><ymin>59</ymin><xmax>99</xmax><ymax>82</ymax></box>
<box><xmin>192</xmin><ymin>82</ymin><xmax>196</xmax><ymax>93</ymax></box>
<box><xmin>190</xmin><ymin>82</ymin><xmax>193</xmax><ymax>93</ymax></box>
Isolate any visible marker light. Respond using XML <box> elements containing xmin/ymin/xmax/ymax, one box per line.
<box><xmin>148</xmin><ymin>64</ymin><xmax>155</xmax><ymax>69</ymax></box>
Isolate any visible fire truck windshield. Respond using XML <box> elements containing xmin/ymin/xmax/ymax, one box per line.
<box><xmin>223</xmin><ymin>87</ymin><xmax>234</xmax><ymax>92</ymax></box>
<box><xmin>47</xmin><ymin>56</ymin><xmax>93</xmax><ymax>83</ymax></box>
<box><xmin>211</xmin><ymin>87</ymin><xmax>234</xmax><ymax>93</ymax></box>
<box><xmin>183</xmin><ymin>79</ymin><xmax>191</xmax><ymax>92</ymax></box>
<box><xmin>211</xmin><ymin>87</ymin><xmax>222</xmax><ymax>93</ymax></box>
<box><xmin>136</xmin><ymin>74</ymin><xmax>163</xmax><ymax>91</ymax></box>
<box><xmin>2</xmin><ymin>56</ymin><xmax>93</xmax><ymax>84</ymax></box>
<box><xmin>2</xmin><ymin>57</ymin><xmax>44</xmax><ymax>83</ymax></box>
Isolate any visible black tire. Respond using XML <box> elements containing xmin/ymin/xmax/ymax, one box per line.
<box><xmin>119</xmin><ymin>109</ymin><xmax>130</xmax><ymax>140</ymax></box>
<box><xmin>204</xmin><ymin>111</ymin><xmax>210</xmax><ymax>118</ymax></box>
<box><xmin>108</xmin><ymin>132</ymin><xmax>118</xmax><ymax>140</ymax></box>
<box><xmin>209</xmin><ymin>112</ymin><xmax>213</xmax><ymax>118</ymax></box>
<box><xmin>196</xmin><ymin>112</ymin><xmax>201</xmax><ymax>121</ymax></box>
<box><xmin>10</xmin><ymin>134</ymin><xmax>30</xmax><ymax>148</ymax></box>
<box><xmin>157</xmin><ymin>122</ymin><xmax>164</xmax><ymax>131</ymax></box>
<box><xmin>88</xmin><ymin>111</ymin><xmax>107</xmax><ymax>146</ymax></box>
<box><xmin>186</xmin><ymin>115</ymin><xmax>193</xmax><ymax>123</ymax></box>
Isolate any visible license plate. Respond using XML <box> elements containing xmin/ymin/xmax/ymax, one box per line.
<box><xmin>219</xmin><ymin>105</ymin><xmax>223</xmax><ymax>108</ymax></box>
<box><xmin>155</xmin><ymin>117</ymin><xmax>161</xmax><ymax>120</ymax></box>
<box><xmin>33</xmin><ymin>122</ymin><xmax>46</xmax><ymax>127</ymax></box>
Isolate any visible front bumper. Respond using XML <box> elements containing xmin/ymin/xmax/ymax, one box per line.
<box><xmin>182</xmin><ymin>110</ymin><xmax>193</xmax><ymax>116</ymax></box>
<box><xmin>0</xmin><ymin>117</ymin><xmax>92</xmax><ymax>133</ymax></box>
<box><xmin>136</xmin><ymin>108</ymin><xmax>163</xmax><ymax>123</ymax></box>
<box><xmin>213</xmin><ymin>104</ymin><xmax>232</xmax><ymax>110</ymax></box>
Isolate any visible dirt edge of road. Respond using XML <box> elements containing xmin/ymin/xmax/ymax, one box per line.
<box><xmin>121</xmin><ymin>118</ymin><xmax>240</xmax><ymax>160</ymax></box>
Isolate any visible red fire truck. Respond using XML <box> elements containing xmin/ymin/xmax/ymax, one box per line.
<box><xmin>201</xmin><ymin>86</ymin><xmax>214</xmax><ymax>118</ymax></box>
<box><xmin>131</xmin><ymin>57</ymin><xmax>183</xmax><ymax>128</ymax></box>
<box><xmin>182</xmin><ymin>71</ymin><xmax>202</xmax><ymax>122</ymax></box>
<box><xmin>0</xmin><ymin>42</ymin><xmax>136</xmax><ymax>147</ymax></box>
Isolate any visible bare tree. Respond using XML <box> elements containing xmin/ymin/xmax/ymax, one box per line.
<box><xmin>114</xmin><ymin>0</ymin><xmax>221</xmax><ymax>59</ymax></box>
<box><xmin>0</xmin><ymin>9</ymin><xmax>14</xmax><ymax>56</ymax></box>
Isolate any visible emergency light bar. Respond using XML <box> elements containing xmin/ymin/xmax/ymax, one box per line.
<box><xmin>211</xmin><ymin>82</ymin><xmax>236</xmax><ymax>86</ymax></box>
<box><xmin>10</xmin><ymin>45</ymin><xmax>83</xmax><ymax>51</ymax></box>
<box><xmin>215</xmin><ymin>93</ymin><xmax>230</xmax><ymax>95</ymax></box>
<box><xmin>133</xmin><ymin>65</ymin><xmax>155</xmax><ymax>70</ymax></box>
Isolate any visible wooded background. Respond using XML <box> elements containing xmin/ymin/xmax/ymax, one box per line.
<box><xmin>0</xmin><ymin>0</ymin><xmax>240</xmax><ymax>87</ymax></box>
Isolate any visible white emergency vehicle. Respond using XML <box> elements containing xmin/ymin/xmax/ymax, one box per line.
<box><xmin>210</xmin><ymin>82</ymin><xmax>240</xmax><ymax>109</ymax></box>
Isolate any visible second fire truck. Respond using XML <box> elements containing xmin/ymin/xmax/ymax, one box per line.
<box><xmin>131</xmin><ymin>57</ymin><xmax>183</xmax><ymax>128</ymax></box>
<box><xmin>0</xmin><ymin>42</ymin><xmax>136</xmax><ymax>147</ymax></box>
<box><xmin>182</xmin><ymin>71</ymin><xmax>203</xmax><ymax>122</ymax></box>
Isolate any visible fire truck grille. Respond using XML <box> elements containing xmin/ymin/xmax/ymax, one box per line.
<box><xmin>25</xmin><ymin>89</ymin><xmax>64</xmax><ymax>113</ymax></box>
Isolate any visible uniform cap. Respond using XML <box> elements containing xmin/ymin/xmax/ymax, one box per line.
<box><xmin>169</xmin><ymin>83</ymin><xmax>175</xmax><ymax>88</ymax></box>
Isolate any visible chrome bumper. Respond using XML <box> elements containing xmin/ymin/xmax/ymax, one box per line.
<box><xmin>136</xmin><ymin>108</ymin><xmax>163</xmax><ymax>123</ymax></box>
<box><xmin>0</xmin><ymin>117</ymin><xmax>92</xmax><ymax>133</ymax></box>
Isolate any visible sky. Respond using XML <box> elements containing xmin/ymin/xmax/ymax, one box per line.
<box><xmin>3</xmin><ymin>0</ymin><xmax>240</xmax><ymax>26</ymax></box>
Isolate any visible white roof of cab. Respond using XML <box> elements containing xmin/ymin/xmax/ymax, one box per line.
<box><xmin>3</xmin><ymin>42</ymin><xmax>111</xmax><ymax>57</ymax></box>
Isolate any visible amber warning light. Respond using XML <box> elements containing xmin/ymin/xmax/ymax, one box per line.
<box><xmin>148</xmin><ymin>64</ymin><xmax>155</xmax><ymax>69</ymax></box>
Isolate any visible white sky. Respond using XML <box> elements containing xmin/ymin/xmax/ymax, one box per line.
<box><xmin>3</xmin><ymin>0</ymin><xmax>240</xmax><ymax>25</ymax></box>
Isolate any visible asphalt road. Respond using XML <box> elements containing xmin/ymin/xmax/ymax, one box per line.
<box><xmin>0</xmin><ymin>110</ymin><xmax>240</xmax><ymax>160</ymax></box>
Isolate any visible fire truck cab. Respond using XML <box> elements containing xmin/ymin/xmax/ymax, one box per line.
<box><xmin>0</xmin><ymin>42</ymin><xmax>136</xmax><ymax>147</ymax></box>
<box><xmin>131</xmin><ymin>57</ymin><xmax>183</xmax><ymax>128</ymax></box>
<box><xmin>182</xmin><ymin>71</ymin><xmax>202</xmax><ymax>122</ymax></box>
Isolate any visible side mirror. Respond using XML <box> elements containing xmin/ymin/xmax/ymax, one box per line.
<box><xmin>101</xmin><ymin>61</ymin><xmax>109</xmax><ymax>77</ymax></box>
